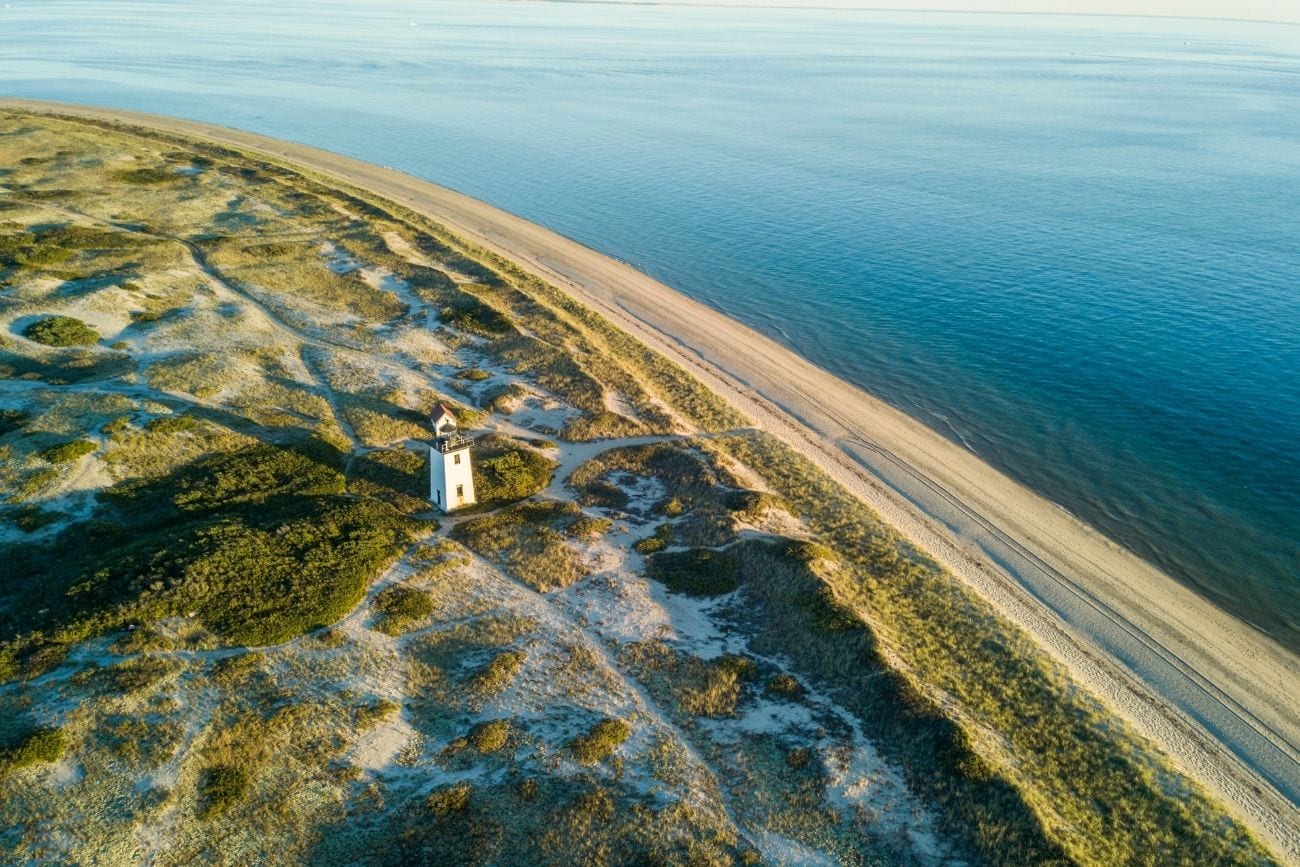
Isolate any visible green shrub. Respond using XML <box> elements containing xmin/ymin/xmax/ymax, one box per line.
<box><xmin>112</xmin><ymin>166</ymin><xmax>176</xmax><ymax>185</ymax></box>
<box><xmin>569</xmin><ymin>515</ymin><xmax>612</xmax><ymax>539</ymax></box>
<box><xmin>0</xmin><ymin>726</ymin><xmax>65</xmax><ymax>776</ymax></box>
<box><xmin>0</xmin><ymin>442</ymin><xmax>413</xmax><ymax>655</ymax></box>
<box><xmin>198</xmin><ymin>765</ymin><xmax>249</xmax><ymax>818</ymax></box>
<box><xmin>428</xmin><ymin>781</ymin><xmax>473</xmax><ymax>816</ymax></box>
<box><xmin>658</xmin><ymin>497</ymin><xmax>685</xmax><ymax>517</ymax></box>
<box><xmin>101</xmin><ymin>415</ymin><xmax>132</xmax><ymax>436</ymax></box>
<box><xmin>211</xmin><ymin>652</ymin><xmax>264</xmax><ymax>685</ymax></box>
<box><xmin>22</xmin><ymin>315</ymin><xmax>99</xmax><ymax>346</ymax></box>
<box><xmin>102</xmin><ymin>655</ymin><xmax>176</xmax><ymax>694</ymax></box>
<box><xmin>0</xmin><ymin>409</ymin><xmax>27</xmax><ymax>436</ymax></box>
<box><xmin>348</xmin><ymin>448</ymin><xmax>430</xmax><ymax>515</ymax></box>
<box><xmin>11</xmin><ymin>505</ymin><xmax>65</xmax><ymax>532</ymax></box>
<box><xmin>356</xmin><ymin>698</ymin><xmax>400</xmax><ymax>730</ymax></box>
<box><xmin>474</xmin><ymin>435</ymin><xmax>556</xmax><ymax>506</ymax></box>
<box><xmin>766</xmin><ymin>673</ymin><xmax>803</xmax><ymax>698</ymax></box>
<box><xmin>470</xmin><ymin>649</ymin><xmax>526</xmax><ymax>697</ymax></box>
<box><xmin>645</xmin><ymin>548</ymin><xmax>740</xmax><ymax>597</ymax></box>
<box><xmin>633</xmin><ymin>523</ymin><xmax>673</xmax><ymax>555</ymax></box>
<box><xmin>372</xmin><ymin>585</ymin><xmax>434</xmax><ymax>635</ymax></box>
<box><xmin>724</xmin><ymin>489</ymin><xmax>786</xmax><ymax>519</ymax></box>
<box><xmin>38</xmin><ymin>438</ymin><xmax>96</xmax><ymax>463</ymax></box>
<box><xmin>468</xmin><ymin>719</ymin><xmax>511</xmax><ymax>753</ymax></box>
<box><xmin>570</xmin><ymin>717</ymin><xmax>631</xmax><ymax>765</ymax></box>
<box><xmin>145</xmin><ymin>414</ymin><xmax>201</xmax><ymax>434</ymax></box>
<box><xmin>441</xmin><ymin>297</ymin><xmax>511</xmax><ymax>336</ymax></box>
<box><xmin>455</xmin><ymin>368</ymin><xmax>491</xmax><ymax>382</ymax></box>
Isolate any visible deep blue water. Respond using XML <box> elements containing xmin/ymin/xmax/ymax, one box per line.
<box><xmin>2</xmin><ymin>1</ymin><xmax>1297</xmax><ymax>646</ymax></box>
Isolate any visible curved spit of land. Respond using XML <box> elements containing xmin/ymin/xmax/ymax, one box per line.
<box><xmin>1</xmin><ymin>98</ymin><xmax>1296</xmax><ymax>860</ymax></box>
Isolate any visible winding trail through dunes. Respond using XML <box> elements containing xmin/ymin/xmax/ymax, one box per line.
<box><xmin>4</xmin><ymin>98</ymin><xmax>1296</xmax><ymax>858</ymax></box>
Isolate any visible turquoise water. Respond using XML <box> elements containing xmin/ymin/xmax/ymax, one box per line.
<box><xmin>3</xmin><ymin>1</ymin><xmax>1298</xmax><ymax>647</ymax></box>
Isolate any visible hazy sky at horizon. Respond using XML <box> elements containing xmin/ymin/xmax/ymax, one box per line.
<box><xmin>569</xmin><ymin>0</ymin><xmax>1300</xmax><ymax>26</ymax></box>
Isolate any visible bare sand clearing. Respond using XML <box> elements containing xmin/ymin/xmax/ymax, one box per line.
<box><xmin>5</xmin><ymin>98</ymin><xmax>1296</xmax><ymax>857</ymax></box>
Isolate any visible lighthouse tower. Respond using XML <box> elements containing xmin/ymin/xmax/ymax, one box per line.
<box><xmin>429</xmin><ymin>403</ymin><xmax>476</xmax><ymax>512</ymax></box>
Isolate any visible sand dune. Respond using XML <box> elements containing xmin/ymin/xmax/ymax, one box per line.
<box><xmin>3</xmin><ymin>97</ymin><xmax>1295</xmax><ymax>858</ymax></box>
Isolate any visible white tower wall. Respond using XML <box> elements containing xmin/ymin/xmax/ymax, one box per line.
<box><xmin>430</xmin><ymin>443</ymin><xmax>476</xmax><ymax>512</ymax></box>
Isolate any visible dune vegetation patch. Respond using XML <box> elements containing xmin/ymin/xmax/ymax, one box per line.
<box><xmin>451</xmin><ymin>500</ymin><xmax>588</xmax><ymax>592</ymax></box>
<box><xmin>36</xmin><ymin>437</ymin><xmax>97</xmax><ymax>463</ymax></box>
<box><xmin>371</xmin><ymin>585</ymin><xmax>435</xmax><ymax>636</ymax></box>
<box><xmin>645</xmin><ymin>547</ymin><xmax>741</xmax><ymax>597</ymax></box>
<box><xmin>0</xmin><ymin>724</ymin><xmax>66</xmax><ymax>778</ymax></box>
<box><xmin>22</xmin><ymin>314</ymin><xmax>100</xmax><ymax>346</ymax></box>
<box><xmin>569</xmin><ymin>717</ymin><xmax>631</xmax><ymax>766</ymax></box>
<box><xmin>472</xmin><ymin>433</ymin><xmax>557</xmax><ymax>506</ymax></box>
<box><xmin>0</xmin><ymin>437</ymin><xmax>416</xmax><ymax>674</ymax></box>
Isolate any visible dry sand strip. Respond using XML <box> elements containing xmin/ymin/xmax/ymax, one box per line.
<box><xmin>5</xmin><ymin>97</ymin><xmax>1297</xmax><ymax>858</ymax></box>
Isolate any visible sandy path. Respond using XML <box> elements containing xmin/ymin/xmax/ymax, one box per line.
<box><xmin>4</xmin><ymin>98</ymin><xmax>1296</xmax><ymax>857</ymax></box>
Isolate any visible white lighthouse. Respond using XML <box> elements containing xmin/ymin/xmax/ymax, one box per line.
<box><xmin>429</xmin><ymin>403</ymin><xmax>476</xmax><ymax>512</ymax></box>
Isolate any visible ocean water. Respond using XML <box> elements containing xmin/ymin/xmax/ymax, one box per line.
<box><xmin>2</xmin><ymin>1</ymin><xmax>1297</xmax><ymax>647</ymax></box>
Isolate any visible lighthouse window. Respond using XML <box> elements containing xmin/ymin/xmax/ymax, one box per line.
<box><xmin>454</xmin><ymin>453</ymin><xmax>461</xmax><ymax>465</ymax></box>
<box><xmin>456</xmin><ymin>484</ymin><xmax>464</xmax><ymax>499</ymax></box>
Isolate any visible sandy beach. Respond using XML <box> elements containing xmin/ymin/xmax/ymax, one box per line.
<box><xmin>4</xmin><ymin>97</ymin><xmax>1296</xmax><ymax>858</ymax></box>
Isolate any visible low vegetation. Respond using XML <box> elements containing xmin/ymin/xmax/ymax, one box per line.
<box><xmin>451</xmin><ymin>500</ymin><xmax>587</xmax><ymax>592</ymax></box>
<box><xmin>467</xmin><ymin>719</ymin><xmax>511</xmax><ymax>753</ymax></box>
<box><xmin>198</xmin><ymin>765</ymin><xmax>249</xmax><ymax>818</ymax></box>
<box><xmin>22</xmin><ymin>315</ymin><xmax>99</xmax><ymax>347</ymax></box>
<box><xmin>569</xmin><ymin>717</ymin><xmax>631</xmax><ymax>765</ymax></box>
<box><xmin>645</xmin><ymin>547</ymin><xmax>740</xmax><ymax>597</ymax></box>
<box><xmin>473</xmin><ymin>433</ymin><xmax>556</xmax><ymax>506</ymax></box>
<box><xmin>1</xmin><ymin>439</ymin><xmax>416</xmax><ymax>669</ymax></box>
<box><xmin>0</xmin><ymin>725</ymin><xmax>66</xmax><ymax>777</ymax></box>
<box><xmin>371</xmin><ymin>585</ymin><xmax>435</xmax><ymax>635</ymax></box>
<box><xmin>470</xmin><ymin>649</ymin><xmax>527</xmax><ymax>698</ymax></box>
<box><xmin>709</xmin><ymin>434</ymin><xmax>1269</xmax><ymax>865</ymax></box>
<box><xmin>37</xmin><ymin>438</ymin><xmax>96</xmax><ymax>463</ymax></box>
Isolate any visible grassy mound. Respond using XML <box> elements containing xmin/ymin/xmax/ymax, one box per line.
<box><xmin>473</xmin><ymin>434</ymin><xmax>557</xmax><ymax>507</ymax></box>
<box><xmin>372</xmin><ymin>585</ymin><xmax>435</xmax><ymax>636</ymax></box>
<box><xmin>451</xmin><ymin>501</ymin><xmax>587</xmax><ymax>592</ymax></box>
<box><xmin>645</xmin><ymin>547</ymin><xmax>740</xmax><ymax>597</ymax></box>
<box><xmin>22</xmin><ymin>315</ymin><xmax>99</xmax><ymax>347</ymax></box>
<box><xmin>0</xmin><ymin>725</ymin><xmax>65</xmax><ymax>778</ymax></box>
<box><xmin>569</xmin><ymin>717</ymin><xmax>631</xmax><ymax>765</ymax></box>
<box><xmin>37</xmin><ymin>438</ymin><xmax>96</xmax><ymax>464</ymax></box>
<box><xmin>0</xmin><ymin>439</ymin><xmax>416</xmax><ymax>675</ymax></box>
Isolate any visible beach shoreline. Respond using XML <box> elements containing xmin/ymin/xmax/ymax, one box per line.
<box><xmin>4</xmin><ymin>97</ymin><xmax>1296</xmax><ymax>857</ymax></box>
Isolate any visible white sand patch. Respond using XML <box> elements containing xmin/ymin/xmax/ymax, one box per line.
<box><xmin>383</xmin><ymin>231</ymin><xmax>474</xmax><ymax>284</ymax></box>
<box><xmin>385</xmin><ymin>325</ymin><xmax>451</xmax><ymax>365</ymax></box>
<box><xmin>750</xmin><ymin>831</ymin><xmax>839</xmax><ymax>867</ymax></box>
<box><xmin>351</xmin><ymin>719</ymin><xmax>415</xmax><ymax>772</ymax></box>
<box><xmin>603</xmin><ymin>388</ymin><xmax>638</xmax><ymax>422</ymax></box>
<box><xmin>614</xmin><ymin>474</ymin><xmax>667</xmax><ymax>516</ymax></box>
<box><xmin>727</xmin><ymin>698</ymin><xmax>817</xmax><ymax>736</ymax></box>
<box><xmin>565</xmin><ymin>571</ymin><xmax>672</xmax><ymax>645</ymax></box>
<box><xmin>658</xmin><ymin>590</ymin><xmax>745</xmax><ymax>661</ymax></box>
<box><xmin>46</xmin><ymin>759</ymin><xmax>84</xmax><ymax>790</ymax></box>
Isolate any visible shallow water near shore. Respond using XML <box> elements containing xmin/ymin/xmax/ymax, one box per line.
<box><xmin>2</xmin><ymin>1</ymin><xmax>1297</xmax><ymax>647</ymax></box>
